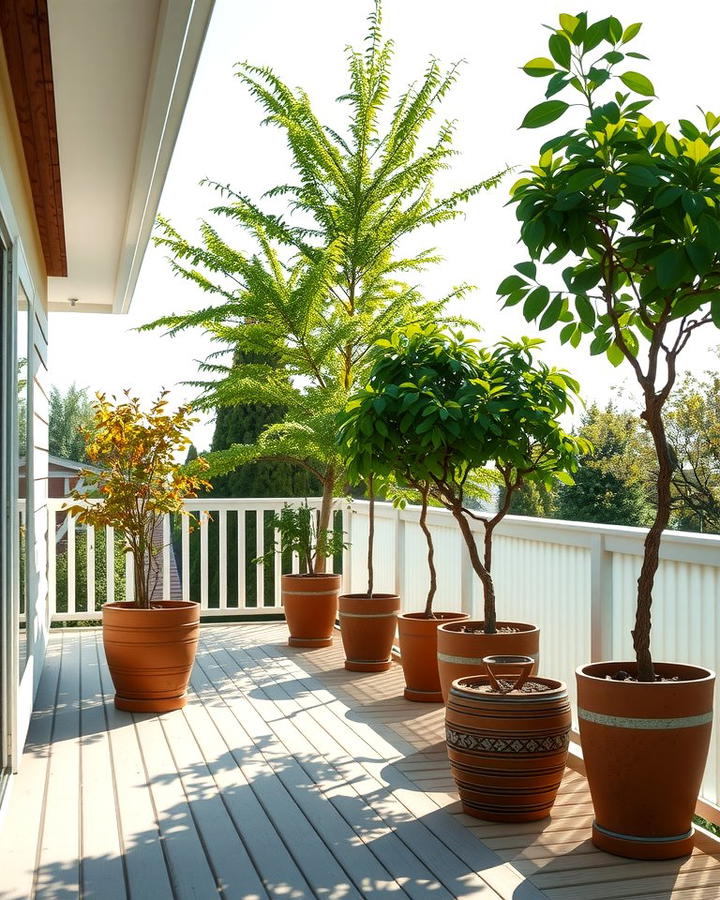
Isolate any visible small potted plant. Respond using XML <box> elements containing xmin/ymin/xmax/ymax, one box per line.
<box><xmin>499</xmin><ymin>12</ymin><xmax>718</xmax><ymax>858</ymax></box>
<box><xmin>340</xmin><ymin>325</ymin><xmax>585</xmax><ymax>701</ymax></box>
<box><xmin>334</xmin><ymin>473</ymin><xmax>400</xmax><ymax>672</ymax></box>
<box><xmin>68</xmin><ymin>391</ymin><xmax>209</xmax><ymax>712</ymax></box>
<box><xmin>434</xmin><ymin>336</ymin><xmax>588</xmax><ymax>701</ymax></box>
<box><xmin>261</xmin><ymin>501</ymin><xmax>347</xmax><ymax>648</ymax></box>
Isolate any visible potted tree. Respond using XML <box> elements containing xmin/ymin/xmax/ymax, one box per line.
<box><xmin>340</xmin><ymin>325</ymin><xmax>585</xmax><ymax>701</ymax></box>
<box><xmin>260</xmin><ymin>501</ymin><xmax>347</xmax><ymax>648</ymax></box>
<box><xmin>68</xmin><ymin>391</ymin><xmax>209</xmax><ymax>712</ymax></box>
<box><xmin>498</xmin><ymin>11</ymin><xmax>717</xmax><ymax>858</ymax></box>
<box><xmin>334</xmin><ymin>474</ymin><xmax>401</xmax><ymax>672</ymax></box>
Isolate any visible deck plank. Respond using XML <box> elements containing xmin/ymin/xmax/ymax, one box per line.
<box><xmin>34</xmin><ymin>631</ymin><xmax>81</xmax><ymax>899</ymax></box>
<box><xmin>0</xmin><ymin>634</ymin><xmax>62</xmax><ymax>900</ymax></box>
<box><xmin>95</xmin><ymin>631</ymin><xmax>174</xmax><ymax>900</ymax></box>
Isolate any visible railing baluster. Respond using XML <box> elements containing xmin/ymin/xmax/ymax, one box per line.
<box><xmin>181</xmin><ymin>514</ymin><xmax>190</xmax><ymax>603</ymax></box>
<box><xmin>125</xmin><ymin>546</ymin><xmax>134</xmax><ymax>604</ymax></box>
<box><xmin>237</xmin><ymin>510</ymin><xmax>246</xmax><ymax>609</ymax></box>
<box><xmin>106</xmin><ymin>526</ymin><xmax>115</xmax><ymax>605</ymax></box>
<box><xmin>273</xmin><ymin>523</ymin><xmax>282</xmax><ymax>606</ymax></box>
<box><xmin>47</xmin><ymin>505</ymin><xmax>56</xmax><ymax>620</ymax></box>
<box><xmin>162</xmin><ymin>515</ymin><xmax>171</xmax><ymax>602</ymax></box>
<box><xmin>67</xmin><ymin>513</ymin><xmax>76</xmax><ymax>616</ymax></box>
<box><xmin>256</xmin><ymin>509</ymin><xmax>265</xmax><ymax>608</ymax></box>
<box><xmin>219</xmin><ymin>509</ymin><xmax>227</xmax><ymax>609</ymax></box>
<box><xmin>86</xmin><ymin>524</ymin><xmax>95</xmax><ymax>614</ymax></box>
<box><xmin>200</xmin><ymin>511</ymin><xmax>209</xmax><ymax>610</ymax></box>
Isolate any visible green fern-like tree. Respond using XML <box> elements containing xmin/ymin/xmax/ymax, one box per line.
<box><xmin>145</xmin><ymin>1</ymin><xmax>504</xmax><ymax>570</ymax></box>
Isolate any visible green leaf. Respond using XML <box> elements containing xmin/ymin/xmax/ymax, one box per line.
<box><xmin>548</xmin><ymin>33</ymin><xmax>572</xmax><ymax>68</ymax></box>
<box><xmin>711</xmin><ymin>296</ymin><xmax>720</xmax><ymax>328</ymax></box>
<box><xmin>654</xmin><ymin>185</ymin><xmax>683</xmax><ymax>208</ymax></box>
<box><xmin>656</xmin><ymin>246</ymin><xmax>689</xmax><ymax>289</ymax></box>
<box><xmin>523</xmin><ymin>57</ymin><xmax>556</xmax><ymax>77</ymax></box>
<box><xmin>545</xmin><ymin>72</ymin><xmax>570</xmax><ymax>98</ymax></box>
<box><xmin>620</xmin><ymin>71</ymin><xmax>655</xmax><ymax>96</ymax></box>
<box><xmin>565</xmin><ymin>168</ymin><xmax>604</xmax><ymax>192</ymax></box>
<box><xmin>572</xmin><ymin>266</ymin><xmax>602</xmax><ymax>292</ymax></box>
<box><xmin>607</xmin><ymin>17</ymin><xmax>623</xmax><ymax>43</ymax></box>
<box><xmin>583</xmin><ymin>20</ymin><xmax>607</xmax><ymax>52</ymax></box>
<box><xmin>559</xmin><ymin>13</ymin><xmax>580</xmax><ymax>35</ymax></box>
<box><xmin>575</xmin><ymin>295</ymin><xmax>596</xmax><ymax>328</ymax></box>
<box><xmin>621</xmin><ymin>22</ymin><xmax>642</xmax><ymax>43</ymax></box>
<box><xmin>521</xmin><ymin>100</ymin><xmax>570</xmax><ymax>129</ymax></box>
<box><xmin>606</xmin><ymin>342</ymin><xmax>624</xmax><ymax>367</ymax></box>
<box><xmin>679</xmin><ymin>119</ymin><xmax>700</xmax><ymax>140</ymax></box>
<box><xmin>590</xmin><ymin>332</ymin><xmax>612</xmax><ymax>355</ymax></box>
<box><xmin>684</xmin><ymin>138</ymin><xmax>710</xmax><ymax>163</ymax></box>
<box><xmin>624</xmin><ymin>165</ymin><xmax>658</xmax><ymax>188</ymax></box>
<box><xmin>539</xmin><ymin>294</ymin><xmax>564</xmax><ymax>329</ymax></box>
<box><xmin>559</xmin><ymin>322</ymin><xmax>577</xmax><ymax>344</ymax></box>
<box><xmin>498</xmin><ymin>274</ymin><xmax>528</xmax><ymax>295</ymax></box>
<box><xmin>515</xmin><ymin>261</ymin><xmax>537</xmax><ymax>279</ymax></box>
<box><xmin>603</xmin><ymin>51</ymin><xmax>624</xmax><ymax>64</ymax></box>
<box><xmin>523</xmin><ymin>286</ymin><xmax>550</xmax><ymax>321</ymax></box>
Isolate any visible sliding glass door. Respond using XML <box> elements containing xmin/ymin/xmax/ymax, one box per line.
<box><xmin>0</xmin><ymin>221</ymin><xmax>11</xmax><ymax>792</ymax></box>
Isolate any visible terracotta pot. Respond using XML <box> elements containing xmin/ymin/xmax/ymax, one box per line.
<box><xmin>397</xmin><ymin>611</ymin><xmax>468</xmax><ymax>702</ymax></box>
<box><xmin>446</xmin><ymin>666</ymin><xmax>571</xmax><ymax>821</ymax></box>
<box><xmin>281</xmin><ymin>573</ymin><xmax>341</xmax><ymax>648</ymax></box>
<box><xmin>437</xmin><ymin>620</ymin><xmax>540</xmax><ymax>703</ymax></box>
<box><xmin>102</xmin><ymin>601</ymin><xmax>200</xmax><ymax>712</ymax></box>
<box><xmin>577</xmin><ymin>661</ymin><xmax>715</xmax><ymax>860</ymax></box>
<box><xmin>338</xmin><ymin>593</ymin><xmax>401</xmax><ymax>672</ymax></box>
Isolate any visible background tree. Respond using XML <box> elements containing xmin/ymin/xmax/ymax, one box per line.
<box><xmin>48</xmin><ymin>384</ymin><xmax>95</xmax><ymax>461</ymax></box>
<box><xmin>146</xmin><ymin>1</ymin><xmax>503</xmax><ymax>570</ymax></box>
<box><xmin>555</xmin><ymin>404</ymin><xmax>654</xmax><ymax>526</ymax></box>
<box><xmin>666</xmin><ymin>369</ymin><xmax>720</xmax><ymax>532</ymax></box>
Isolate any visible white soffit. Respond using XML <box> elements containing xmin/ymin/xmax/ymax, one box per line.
<box><xmin>47</xmin><ymin>0</ymin><xmax>214</xmax><ymax>315</ymax></box>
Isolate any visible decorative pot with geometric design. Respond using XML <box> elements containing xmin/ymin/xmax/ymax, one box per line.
<box><xmin>446</xmin><ymin>661</ymin><xmax>571</xmax><ymax>821</ymax></box>
<box><xmin>577</xmin><ymin>661</ymin><xmax>715</xmax><ymax>860</ymax></box>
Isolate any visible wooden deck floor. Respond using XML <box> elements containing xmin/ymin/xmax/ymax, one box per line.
<box><xmin>0</xmin><ymin>624</ymin><xmax>719</xmax><ymax>900</ymax></box>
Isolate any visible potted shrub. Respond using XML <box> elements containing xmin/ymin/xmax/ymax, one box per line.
<box><xmin>68</xmin><ymin>391</ymin><xmax>209</xmax><ymax>712</ymax></box>
<box><xmin>334</xmin><ymin>474</ymin><xmax>400</xmax><ymax>672</ymax></box>
<box><xmin>261</xmin><ymin>501</ymin><xmax>346</xmax><ymax>648</ymax></box>
<box><xmin>498</xmin><ymin>11</ymin><xmax>718</xmax><ymax>858</ymax></box>
<box><xmin>340</xmin><ymin>325</ymin><xmax>585</xmax><ymax>701</ymax></box>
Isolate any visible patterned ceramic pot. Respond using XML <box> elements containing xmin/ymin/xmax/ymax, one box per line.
<box><xmin>446</xmin><ymin>667</ymin><xmax>571</xmax><ymax>821</ymax></box>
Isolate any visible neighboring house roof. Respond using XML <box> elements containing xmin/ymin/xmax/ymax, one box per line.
<box><xmin>0</xmin><ymin>0</ymin><xmax>214</xmax><ymax>314</ymax></box>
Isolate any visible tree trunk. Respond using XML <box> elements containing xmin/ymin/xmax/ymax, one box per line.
<box><xmin>634</xmin><ymin>401</ymin><xmax>672</xmax><ymax>681</ymax></box>
<box><xmin>418</xmin><ymin>490</ymin><xmax>437</xmax><ymax>618</ymax></box>
<box><xmin>367</xmin><ymin>474</ymin><xmax>374</xmax><ymax>598</ymax></box>
<box><xmin>451</xmin><ymin>505</ymin><xmax>496</xmax><ymax>633</ymax></box>
<box><xmin>314</xmin><ymin>467</ymin><xmax>336</xmax><ymax>574</ymax></box>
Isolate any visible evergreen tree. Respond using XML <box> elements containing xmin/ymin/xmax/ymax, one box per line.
<box><xmin>48</xmin><ymin>384</ymin><xmax>95</xmax><ymax>461</ymax></box>
<box><xmin>145</xmin><ymin>1</ymin><xmax>504</xmax><ymax>570</ymax></box>
<box><xmin>555</xmin><ymin>405</ymin><xmax>653</xmax><ymax>527</ymax></box>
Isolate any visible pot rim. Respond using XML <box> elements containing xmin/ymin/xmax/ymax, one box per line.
<box><xmin>398</xmin><ymin>611</ymin><xmax>468</xmax><ymax>622</ymax></box>
<box><xmin>281</xmin><ymin>572</ymin><xmax>342</xmax><ymax>580</ymax></box>
<box><xmin>102</xmin><ymin>601</ymin><xmax>198</xmax><ymax>612</ymax></box>
<box><xmin>438</xmin><ymin>619</ymin><xmax>539</xmax><ymax>635</ymax></box>
<box><xmin>577</xmin><ymin>661</ymin><xmax>716</xmax><ymax>684</ymax></box>
<box><xmin>338</xmin><ymin>592</ymin><xmax>400</xmax><ymax>601</ymax></box>
<box><xmin>452</xmin><ymin>674</ymin><xmax>566</xmax><ymax>694</ymax></box>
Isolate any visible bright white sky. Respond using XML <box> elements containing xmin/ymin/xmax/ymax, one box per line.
<box><xmin>48</xmin><ymin>0</ymin><xmax>720</xmax><ymax>450</ymax></box>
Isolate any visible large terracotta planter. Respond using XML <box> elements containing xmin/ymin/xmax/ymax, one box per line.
<box><xmin>281</xmin><ymin>573</ymin><xmax>341</xmax><ymax>648</ymax></box>
<box><xmin>338</xmin><ymin>593</ymin><xmax>400</xmax><ymax>671</ymax></box>
<box><xmin>437</xmin><ymin>620</ymin><xmax>540</xmax><ymax>703</ymax></box>
<box><xmin>577</xmin><ymin>661</ymin><xmax>715</xmax><ymax>860</ymax></box>
<box><xmin>103</xmin><ymin>601</ymin><xmax>200</xmax><ymax>712</ymax></box>
<box><xmin>397</xmin><ymin>611</ymin><xmax>468</xmax><ymax>702</ymax></box>
<box><xmin>446</xmin><ymin>665</ymin><xmax>571</xmax><ymax>821</ymax></box>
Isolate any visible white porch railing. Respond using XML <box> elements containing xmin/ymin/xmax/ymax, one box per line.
<box><xmin>47</xmin><ymin>497</ymin><xmax>342</xmax><ymax>622</ymax></box>
<box><xmin>47</xmin><ymin>495</ymin><xmax>720</xmax><ymax>819</ymax></box>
